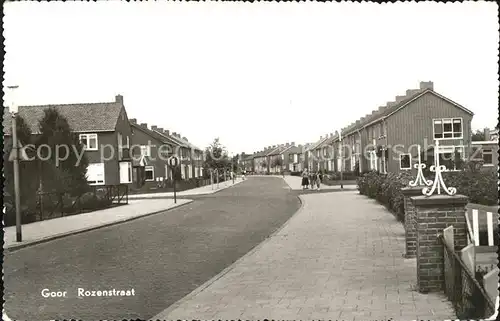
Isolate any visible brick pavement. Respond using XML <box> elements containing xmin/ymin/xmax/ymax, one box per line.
<box><xmin>154</xmin><ymin>191</ymin><xmax>456</xmax><ymax>320</ymax></box>
<box><xmin>4</xmin><ymin>199</ymin><xmax>192</xmax><ymax>251</ymax></box>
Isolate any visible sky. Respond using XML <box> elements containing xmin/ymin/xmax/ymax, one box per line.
<box><xmin>3</xmin><ymin>1</ymin><xmax>499</xmax><ymax>154</ymax></box>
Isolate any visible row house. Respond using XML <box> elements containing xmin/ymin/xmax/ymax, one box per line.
<box><xmin>305</xmin><ymin>136</ymin><xmax>330</xmax><ymax>172</ymax></box>
<box><xmin>240</xmin><ymin>153</ymin><xmax>254</xmax><ymax>172</ymax></box>
<box><xmin>129</xmin><ymin>119</ymin><xmax>204</xmax><ymax>186</ymax></box>
<box><xmin>334</xmin><ymin>81</ymin><xmax>474</xmax><ymax>175</ymax></box>
<box><xmin>252</xmin><ymin>145</ymin><xmax>279</xmax><ymax>174</ymax></box>
<box><xmin>267</xmin><ymin>144</ymin><xmax>294</xmax><ymax>174</ymax></box>
<box><xmin>6</xmin><ymin>95</ymin><xmax>134</xmax><ymax>186</ymax></box>
<box><xmin>282</xmin><ymin>143</ymin><xmax>305</xmax><ymax>173</ymax></box>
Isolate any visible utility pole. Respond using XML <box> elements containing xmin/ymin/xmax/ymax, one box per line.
<box><xmin>339</xmin><ymin>129</ymin><xmax>343</xmax><ymax>189</ymax></box>
<box><xmin>8</xmin><ymin>85</ymin><xmax>22</xmax><ymax>241</ymax></box>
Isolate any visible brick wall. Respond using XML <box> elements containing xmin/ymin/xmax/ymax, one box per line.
<box><xmin>402</xmin><ymin>186</ymin><xmax>423</xmax><ymax>258</ymax></box>
<box><xmin>410</xmin><ymin>195</ymin><xmax>468</xmax><ymax>293</ymax></box>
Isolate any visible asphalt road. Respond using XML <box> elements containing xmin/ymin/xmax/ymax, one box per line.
<box><xmin>4</xmin><ymin>176</ymin><xmax>301</xmax><ymax>320</ymax></box>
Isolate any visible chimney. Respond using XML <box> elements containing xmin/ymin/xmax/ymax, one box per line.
<box><xmin>320</xmin><ymin>136</ymin><xmax>323</xmax><ymax>140</ymax></box>
<box><xmin>157</xmin><ymin>127</ymin><xmax>164</xmax><ymax>132</ymax></box>
<box><xmin>173</xmin><ymin>132</ymin><xmax>177</xmax><ymax>137</ymax></box>
<box><xmin>330</xmin><ymin>133</ymin><xmax>333</xmax><ymax>138</ymax></box>
<box><xmin>115</xmin><ymin>94</ymin><xmax>124</xmax><ymax>105</ymax></box>
<box><xmin>151</xmin><ymin>125</ymin><xmax>158</xmax><ymax>131</ymax></box>
<box><xmin>164</xmin><ymin>130</ymin><xmax>170</xmax><ymax>136</ymax></box>
<box><xmin>130</xmin><ymin>118</ymin><xmax>137</xmax><ymax>124</ymax></box>
<box><xmin>484</xmin><ymin>127</ymin><xmax>491</xmax><ymax>141</ymax></box>
<box><xmin>335</xmin><ymin>130</ymin><xmax>339</xmax><ymax>136</ymax></box>
<box><xmin>406</xmin><ymin>89</ymin><xmax>419</xmax><ymax>96</ymax></box>
<box><xmin>395</xmin><ymin>95</ymin><xmax>405</xmax><ymax>102</ymax></box>
<box><xmin>286</xmin><ymin>142</ymin><xmax>289</xmax><ymax>146</ymax></box>
<box><xmin>140</xmin><ymin>123</ymin><xmax>148</xmax><ymax>129</ymax></box>
<box><xmin>291</xmin><ymin>141</ymin><xmax>295</xmax><ymax>146</ymax></box>
<box><xmin>419</xmin><ymin>81</ymin><xmax>434</xmax><ymax>90</ymax></box>
<box><xmin>182</xmin><ymin>137</ymin><xmax>188</xmax><ymax>142</ymax></box>
<box><xmin>378</xmin><ymin>106</ymin><xmax>386</xmax><ymax>111</ymax></box>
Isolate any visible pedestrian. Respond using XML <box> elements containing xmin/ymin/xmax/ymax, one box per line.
<box><xmin>301</xmin><ymin>169</ymin><xmax>309</xmax><ymax>190</ymax></box>
<box><xmin>316</xmin><ymin>170</ymin><xmax>322</xmax><ymax>191</ymax></box>
<box><xmin>310</xmin><ymin>171</ymin><xmax>317</xmax><ymax>190</ymax></box>
<box><xmin>242</xmin><ymin>170</ymin><xmax>246</xmax><ymax>180</ymax></box>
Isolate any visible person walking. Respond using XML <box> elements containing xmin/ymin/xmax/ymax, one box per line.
<box><xmin>310</xmin><ymin>171</ymin><xmax>317</xmax><ymax>190</ymax></box>
<box><xmin>316</xmin><ymin>170</ymin><xmax>322</xmax><ymax>191</ymax></box>
<box><xmin>301</xmin><ymin>169</ymin><xmax>309</xmax><ymax>190</ymax></box>
<box><xmin>242</xmin><ymin>170</ymin><xmax>246</xmax><ymax>180</ymax></box>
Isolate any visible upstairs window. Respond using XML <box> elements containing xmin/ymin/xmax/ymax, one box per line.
<box><xmin>79</xmin><ymin>134</ymin><xmax>98</xmax><ymax>151</ymax></box>
<box><xmin>483</xmin><ymin>148</ymin><xmax>493</xmax><ymax>165</ymax></box>
<box><xmin>140</xmin><ymin>145</ymin><xmax>151</xmax><ymax>157</ymax></box>
<box><xmin>433</xmin><ymin>118</ymin><xmax>463</xmax><ymax>139</ymax></box>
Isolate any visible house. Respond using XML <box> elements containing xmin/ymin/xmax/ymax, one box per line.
<box><xmin>471</xmin><ymin>127</ymin><xmax>499</xmax><ymax>170</ymax></box>
<box><xmin>332</xmin><ymin>81</ymin><xmax>474</xmax><ymax>174</ymax></box>
<box><xmin>6</xmin><ymin>95</ymin><xmax>134</xmax><ymax>186</ymax></box>
<box><xmin>240</xmin><ymin>153</ymin><xmax>255</xmax><ymax>173</ymax></box>
<box><xmin>305</xmin><ymin>136</ymin><xmax>330</xmax><ymax>172</ymax></box>
<box><xmin>154</xmin><ymin>129</ymin><xmax>204</xmax><ymax>180</ymax></box>
<box><xmin>267</xmin><ymin>144</ymin><xmax>294</xmax><ymax>174</ymax></box>
<box><xmin>253</xmin><ymin>145</ymin><xmax>279</xmax><ymax>174</ymax></box>
<box><xmin>129</xmin><ymin>120</ymin><xmax>180</xmax><ymax>189</ymax></box>
<box><xmin>282</xmin><ymin>143</ymin><xmax>305</xmax><ymax>173</ymax></box>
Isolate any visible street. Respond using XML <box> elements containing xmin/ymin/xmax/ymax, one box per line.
<box><xmin>3</xmin><ymin>177</ymin><xmax>301</xmax><ymax>320</ymax></box>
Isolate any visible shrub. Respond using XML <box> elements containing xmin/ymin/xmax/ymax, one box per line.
<box><xmin>442</xmin><ymin>169</ymin><xmax>497</xmax><ymax>206</ymax></box>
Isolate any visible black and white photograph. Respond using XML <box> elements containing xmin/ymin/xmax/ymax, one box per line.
<box><xmin>2</xmin><ymin>1</ymin><xmax>499</xmax><ymax>320</ymax></box>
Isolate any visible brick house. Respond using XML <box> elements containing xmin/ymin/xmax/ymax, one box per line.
<box><xmin>7</xmin><ymin>95</ymin><xmax>134</xmax><ymax>186</ymax></box>
<box><xmin>153</xmin><ymin>129</ymin><xmax>204</xmax><ymax>180</ymax></box>
<box><xmin>282</xmin><ymin>143</ymin><xmax>305</xmax><ymax>173</ymax></box>
<box><xmin>305</xmin><ymin>136</ymin><xmax>330</xmax><ymax>172</ymax></box>
<box><xmin>252</xmin><ymin>145</ymin><xmax>278</xmax><ymax>174</ymax></box>
<box><xmin>240</xmin><ymin>153</ymin><xmax>255</xmax><ymax>173</ymax></box>
<box><xmin>129</xmin><ymin>120</ymin><xmax>179</xmax><ymax>189</ymax></box>
<box><xmin>267</xmin><ymin>144</ymin><xmax>294</xmax><ymax>174</ymax></box>
<box><xmin>332</xmin><ymin>81</ymin><xmax>474</xmax><ymax>175</ymax></box>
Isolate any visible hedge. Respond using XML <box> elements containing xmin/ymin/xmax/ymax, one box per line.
<box><xmin>357</xmin><ymin>168</ymin><xmax>498</xmax><ymax>223</ymax></box>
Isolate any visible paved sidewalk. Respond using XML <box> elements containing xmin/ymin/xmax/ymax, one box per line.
<box><xmin>4</xmin><ymin>199</ymin><xmax>192</xmax><ymax>251</ymax></box>
<box><xmin>154</xmin><ymin>191</ymin><xmax>456</xmax><ymax>320</ymax></box>
<box><xmin>282</xmin><ymin>174</ymin><xmax>357</xmax><ymax>191</ymax></box>
<box><xmin>129</xmin><ymin>178</ymin><xmax>244</xmax><ymax>199</ymax></box>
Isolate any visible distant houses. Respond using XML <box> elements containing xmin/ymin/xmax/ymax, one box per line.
<box><xmin>243</xmin><ymin>81</ymin><xmax>484</xmax><ymax>176</ymax></box>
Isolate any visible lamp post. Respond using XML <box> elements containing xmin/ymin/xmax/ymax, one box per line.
<box><xmin>339</xmin><ymin>130</ymin><xmax>343</xmax><ymax>189</ymax></box>
<box><xmin>7</xmin><ymin>85</ymin><xmax>22</xmax><ymax>242</ymax></box>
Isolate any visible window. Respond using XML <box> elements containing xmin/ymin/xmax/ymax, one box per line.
<box><xmin>437</xmin><ymin>145</ymin><xmax>464</xmax><ymax>170</ymax></box>
<box><xmin>120</xmin><ymin>162</ymin><xmax>132</xmax><ymax>184</ymax></box>
<box><xmin>400</xmin><ymin>154</ymin><xmax>411</xmax><ymax>170</ymax></box>
<box><xmin>289</xmin><ymin>154</ymin><xmax>294</xmax><ymax>162</ymax></box>
<box><xmin>145</xmin><ymin>166</ymin><xmax>154</xmax><ymax>181</ymax></box>
<box><xmin>140</xmin><ymin>145</ymin><xmax>151</xmax><ymax>157</ymax></box>
<box><xmin>79</xmin><ymin>134</ymin><xmax>98</xmax><ymax>151</ymax></box>
<box><xmin>87</xmin><ymin>163</ymin><xmax>105</xmax><ymax>185</ymax></box>
<box><xmin>433</xmin><ymin>118</ymin><xmax>463</xmax><ymax>139</ymax></box>
<box><xmin>483</xmin><ymin>149</ymin><xmax>493</xmax><ymax>165</ymax></box>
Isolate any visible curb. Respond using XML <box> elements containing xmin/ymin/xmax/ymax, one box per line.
<box><xmin>4</xmin><ymin>200</ymin><xmax>194</xmax><ymax>253</ymax></box>
<box><xmin>129</xmin><ymin>180</ymin><xmax>245</xmax><ymax>200</ymax></box>
<box><xmin>151</xmin><ymin>194</ymin><xmax>306</xmax><ymax>320</ymax></box>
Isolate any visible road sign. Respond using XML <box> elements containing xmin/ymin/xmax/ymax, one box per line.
<box><xmin>168</xmin><ymin>156</ymin><xmax>180</xmax><ymax>167</ymax></box>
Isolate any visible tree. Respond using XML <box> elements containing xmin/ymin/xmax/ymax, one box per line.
<box><xmin>272</xmin><ymin>157</ymin><xmax>283</xmax><ymax>170</ymax></box>
<box><xmin>36</xmin><ymin>108</ymin><xmax>89</xmax><ymax>195</ymax></box>
<box><xmin>471</xmin><ymin>129</ymin><xmax>485</xmax><ymax>141</ymax></box>
<box><xmin>3</xmin><ymin>114</ymin><xmax>39</xmax><ymax>224</ymax></box>
<box><xmin>202</xmin><ymin>138</ymin><xmax>230</xmax><ymax>172</ymax></box>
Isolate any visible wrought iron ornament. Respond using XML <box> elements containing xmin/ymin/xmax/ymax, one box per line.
<box><xmin>408</xmin><ymin>145</ymin><xmax>433</xmax><ymax>187</ymax></box>
<box><xmin>422</xmin><ymin>140</ymin><xmax>457</xmax><ymax>196</ymax></box>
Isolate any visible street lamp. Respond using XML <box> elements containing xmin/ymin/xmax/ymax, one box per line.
<box><xmin>7</xmin><ymin>85</ymin><xmax>22</xmax><ymax>242</ymax></box>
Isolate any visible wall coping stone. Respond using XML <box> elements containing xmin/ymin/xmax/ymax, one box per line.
<box><xmin>410</xmin><ymin>194</ymin><xmax>469</xmax><ymax>207</ymax></box>
<box><xmin>401</xmin><ymin>186</ymin><xmax>426</xmax><ymax>196</ymax></box>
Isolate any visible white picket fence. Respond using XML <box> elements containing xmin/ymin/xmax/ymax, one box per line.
<box><xmin>465</xmin><ymin>208</ymin><xmax>497</xmax><ymax>246</ymax></box>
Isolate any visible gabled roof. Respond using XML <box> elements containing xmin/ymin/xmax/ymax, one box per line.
<box><xmin>5</xmin><ymin>100</ymin><xmax>124</xmax><ymax>135</ymax></box>
<box><xmin>167</xmin><ymin>133</ymin><xmax>203</xmax><ymax>152</ymax></box>
<box><xmin>152</xmin><ymin>130</ymin><xmax>188</xmax><ymax>148</ymax></box>
<box><xmin>286</xmin><ymin>145</ymin><xmax>303</xmax><ymax>154</ymax></box>
<box><xmin>267</xmin><ymin>144</ymin><xmax>293</xmax><ymax>156</ymax></box>
<box><xmin>131</xmin><ymin>123</ymin><xmax>179</xmax><ymax>146</ymax></box>
<box><xmin>307</xmin><ymin>136</ymin><xmax>330</xmax><ymax>151</ymax></box>
<box><xmin>339</xmin><ymin>83</ymin><xmax>474</xmax><ymax>139</ymax></box>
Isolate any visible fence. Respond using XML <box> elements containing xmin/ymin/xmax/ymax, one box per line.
<box><xmin>465</xmin><ymin>206</ymin><xmax>498</xmax><ymax>246</ymax></box>
<box><xmin>440</xmin><ymin>226</ymin><xmax>496</xmax><ymax>319</ymax></box>
<box><xmin>36</xmin><ymin>184</ymin><xmax>128</xmax><ymax>220</ymax></box>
